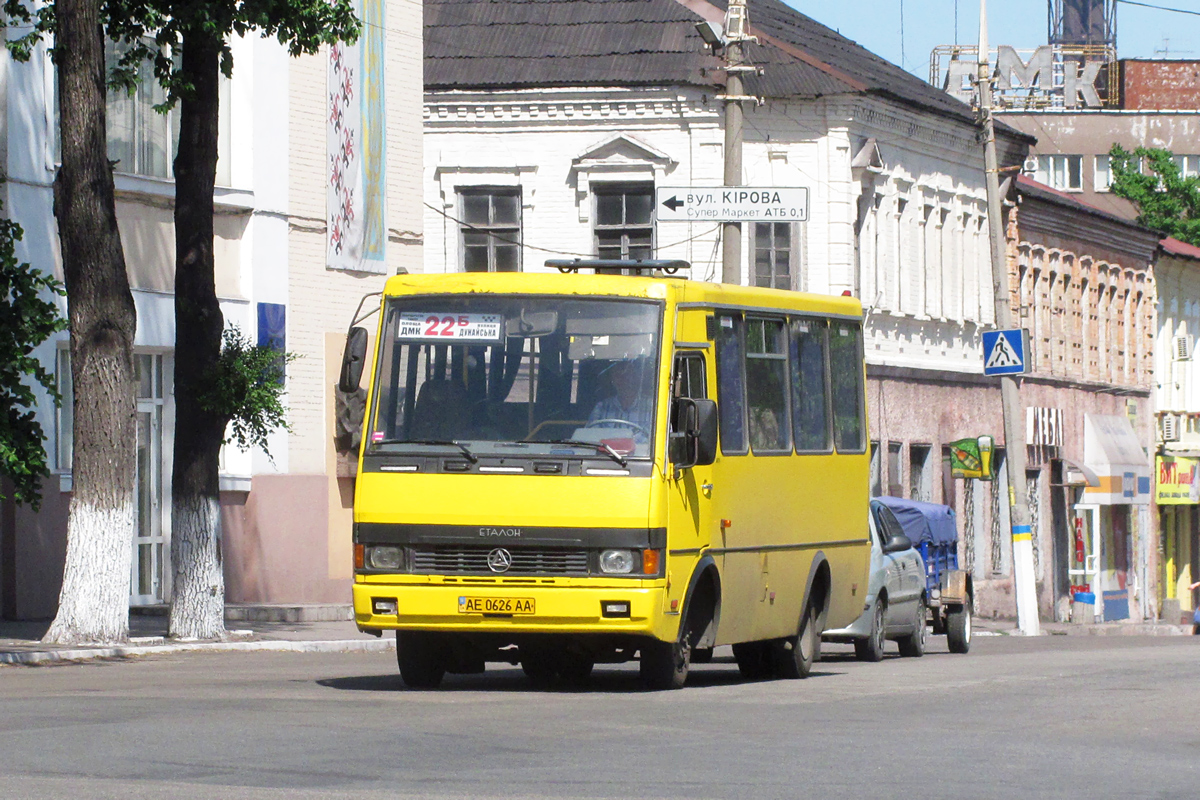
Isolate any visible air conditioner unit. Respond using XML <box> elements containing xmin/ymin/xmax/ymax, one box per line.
<box><xmin>1174</xmin><ymin>335</ymin><xmax>1193</xmax><ymax>361</ymax></box>
<box><xmin>1023</xmin><ymin>156</ymin><xmax>1039</xmax><ymax>175</ymax></box>
<box><xmin>1162</xmin><ymin>413</ymin><xmax>1181</xmax><ymax>442</ymax></box>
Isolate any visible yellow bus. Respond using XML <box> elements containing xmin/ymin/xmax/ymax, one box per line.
<box><xmin>340</xmin><ymin>261</ymin><xmax>870</xmax><ymax>690</ymax></box>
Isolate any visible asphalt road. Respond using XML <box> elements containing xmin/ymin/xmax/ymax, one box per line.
<box><xmin>1</xmin><ymin>633</ymin><xmax>1197</xmax><ymax>799</ymax></box>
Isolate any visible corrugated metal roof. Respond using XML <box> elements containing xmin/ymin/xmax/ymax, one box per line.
<box><xmin>424</xmin><ymin>0</ymin><xmax>984</xmax><ymax>127</ymax></box>
<box><xmin>1162</xmin><ymin>236</ymin><xmax>1200</xmax><ymax>260</ymax></box>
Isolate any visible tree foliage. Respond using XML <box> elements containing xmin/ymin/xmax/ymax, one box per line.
<box><xmin>4</xmin><ymin>0</ymin><xmax>359</xmax><ymax>100</ymax></box>
<box><xmin>0</xmin><ymin>203</ymin><xmax>67</xmax><ymax>509</ymax></box>
<box><xmin>199</xmin><ymin>327</ymin><xmax>297</xmax><ymax>457</ymax></box>
<box><xmin>1108</xmin><ymin>145</ymin><xmax>1200</xmax><ymax>246</ymax></box>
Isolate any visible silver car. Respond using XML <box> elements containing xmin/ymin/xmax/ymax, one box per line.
<box><xmin>822</xmin><ymin>499</ymin><xmax>928</xmax><ymax>661</ymax></box>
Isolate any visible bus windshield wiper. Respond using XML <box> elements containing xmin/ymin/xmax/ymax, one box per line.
<box><xmin>521</xmin><ymin>438</ymin><xmax>627</xmax><ymax>468</ymax></box>
<box><xmin>375</xmin><ymin>439</ymin><xmax>478</xmax><ymax>463</ymax></box>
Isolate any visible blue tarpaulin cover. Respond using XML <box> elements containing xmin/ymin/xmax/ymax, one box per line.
<box><xmin>872</xmin><ymin>496</ymin><xmax>958</xmax><ymax>546</ymax></box>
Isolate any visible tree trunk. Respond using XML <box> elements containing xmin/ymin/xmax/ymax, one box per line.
<box><xmin>43</xmin><ymin>0</ymin><xmax>138</xmax><ymax>645</ymax></box>
<box><xmin>168</xmin><ymin>32</ymin><xmax>227</xmax><ymax>640</ymax></box>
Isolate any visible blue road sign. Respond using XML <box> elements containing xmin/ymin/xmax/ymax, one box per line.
<box><xmin>982</xmin><ymin>329</ymin><xmax>1027</xmax><ymax>376</ymax></box>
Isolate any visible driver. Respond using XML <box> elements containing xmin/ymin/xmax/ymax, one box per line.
<box><xmin>588</xmin><ymin>358</ymin><xmax>653</xmax><ymax>442</ymax></box>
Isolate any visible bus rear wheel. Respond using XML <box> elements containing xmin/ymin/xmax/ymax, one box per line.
<box><xmin>397</xmin><ymin>631</ymin><xmax>446</xmax><ymax>689</ymax></box>
<box><xmin>733</xmin><ymin>641</ymin><xmax>773</xmax><ymax>680</ymax></box>
<box><xmin>774</xmin><ymin>600</ymin><xmax>820</xmax><ymax>679</ymax></box>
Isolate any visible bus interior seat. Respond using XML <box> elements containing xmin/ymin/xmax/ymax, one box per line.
<box><xmin>410</xmin><ymin>378</ymin><xmax>468</xmax><ymax>440</ymax></box>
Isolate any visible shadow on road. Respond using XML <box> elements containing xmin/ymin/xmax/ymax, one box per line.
<box><xmin>317</xmin><ymin>660</ymin><xmax>848</xmax><ymax>694</ymax></box>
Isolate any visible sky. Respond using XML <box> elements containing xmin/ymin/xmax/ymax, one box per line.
<box><xmin>785</xmin><ymin>0</ymin><xmax>1200</xmax><ymax>78</ymax></box>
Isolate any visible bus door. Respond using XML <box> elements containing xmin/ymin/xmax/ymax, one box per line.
<box><xmin>666</xmin><ymin>348</ymin><xmax>717</xmax><ymax>612</ymax></box>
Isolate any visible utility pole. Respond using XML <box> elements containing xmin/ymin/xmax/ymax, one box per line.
<box><xmin>721</xmin><ymin>0</ymin><xmax>755</xmax><ymax>285</ymax></box>
<box><xmin>977</xmin><ymin>0</ymin><xmax>1040</xmax><ymax>636</ymax></box>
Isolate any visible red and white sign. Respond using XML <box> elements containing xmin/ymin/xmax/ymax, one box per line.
<box><xmin>398</xmin><ymin>312</ymin><xmax>503</xmax><ymax>341</ymax></box>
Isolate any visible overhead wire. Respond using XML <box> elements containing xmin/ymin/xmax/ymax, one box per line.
<box><xmin>424</xmin><ymin>201</ymin><xmax>722</xmax><ymax>263</ymax></box>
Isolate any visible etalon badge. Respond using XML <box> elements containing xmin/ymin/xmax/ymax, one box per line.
<box><xmin>487</xmin><ymin>548</ymin><xmax>513</xmax><ymax>573</ymax></box>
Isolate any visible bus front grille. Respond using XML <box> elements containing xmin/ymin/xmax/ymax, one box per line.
<box><xmin>410</xmin><ymin>546</ymin><xmax>589</xmax><ymax>575</ymax></box>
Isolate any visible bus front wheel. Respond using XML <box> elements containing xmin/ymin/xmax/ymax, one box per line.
<box><xmin>397</xmin><ymin>631</ymin><xmax>446</xmax><ymax>689</ymax></box>
<box><xmin>640</xmin><ymin>624</ymin><xmax>692</xmax><ymax>691</ymax></box>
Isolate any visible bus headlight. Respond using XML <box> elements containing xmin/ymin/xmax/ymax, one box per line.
<box><xmin>599</xmin><ymin>549</ymin><xmax>635</xmax><ymax>574</ymax></box>
<box><xmin>366</xmin><ymin>545</ymin><xmax>404</xmax><ymax>570</ymax></box>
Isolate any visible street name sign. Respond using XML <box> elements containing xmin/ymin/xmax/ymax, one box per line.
<box><xmin>656</xmin><ymin>186</ymin><xmax>809</xmax><ymax>222</ymax></box>
<box><xmin>982</xmin><ymin>328</ymin><xmax>1029</xmax><ymax>376</ymax></box>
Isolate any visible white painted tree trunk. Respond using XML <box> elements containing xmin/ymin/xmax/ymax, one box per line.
<box><xmin>44</xmin><ymin>501</ymin><xmax>134</xmax><ymax>645</ymax></box>
<box><xmin>168</xmin><ymin>494</ymin><xmax>225</xmax><ymax>640</ymax></box>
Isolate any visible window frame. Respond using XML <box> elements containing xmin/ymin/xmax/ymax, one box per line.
<box><xmin>592</xmin><ymin>182</ymin><xmax>655</xmax><ymax>261</ymax></box>
<box><xmin>750</xmin><ymin>221</ymin><xmax>799</xmax><ymax>291</ymax></box>
<box><xmin>714</xmin><ymin>312</ymin><xmax>749</xmax><ymax>456</ymax></box>
<box><xmin>789</xmin><ymin>317</ymin><xmax>833</xmax><ymax>454</ymax></box>
<box><xmin>744</xmin><ymin>315</ymin><xmax>792</xmax><ymax>455</ymax></box>
<box><xmin>1035</xmin><ymin>154</ymin><xmax>1083</xmax><ymax>192</ymax></box>
<box><xmin>828</xmin><ymin>320</ymin><xmax>867</xmax><ymax>454</ymax></box>
<box><xmin>458</xmin><ymin>187</ymin><xmax>522</xmax><ymax>273</ymax></box>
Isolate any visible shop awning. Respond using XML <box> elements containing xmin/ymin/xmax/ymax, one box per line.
<box><xmin>1083</xmin><ymin>414</ymin><xmax>1151</xmax><ymax>505</ymax></box>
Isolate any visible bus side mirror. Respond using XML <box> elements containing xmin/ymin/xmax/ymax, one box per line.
<box><xmin>338</xmin><ymin>326</ymin><xmax>369</xmax><ymax>394</ymax></box>
<box><xmin>670</xmin><ymin>397</ymin><xmax>718</xmax><ymax>469</ymax></box>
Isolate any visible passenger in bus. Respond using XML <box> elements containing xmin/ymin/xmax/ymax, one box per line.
<box><xmin>588</xmin><ymin>358</ymin><xmax>654</xmax><ymax>442</ymax></box>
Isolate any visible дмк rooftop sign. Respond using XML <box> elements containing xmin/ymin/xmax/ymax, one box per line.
<box><xmin>930</xmin><ymin>45</ymin><xmax>1118</xmax><ymax>110</ymax></box>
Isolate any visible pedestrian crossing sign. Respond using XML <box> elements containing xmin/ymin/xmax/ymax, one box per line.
<box><xmin>982</xmin><ymin>328</ymin><xmax>1028</xmax><ymax>376</ymax></box>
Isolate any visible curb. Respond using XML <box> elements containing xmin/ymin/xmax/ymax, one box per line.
<box><xmin>0</xmin><ymin>637</ymin><xmax>395</xmax><ymax>666</ymax></box>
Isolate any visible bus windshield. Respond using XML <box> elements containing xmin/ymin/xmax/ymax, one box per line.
<box><xmin>368</xmin><ymin>296</ymin><xmax>662</xmax><ymax>460</ymax></box>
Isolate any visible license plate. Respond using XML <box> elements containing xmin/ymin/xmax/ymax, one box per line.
<box><xmin>458</xmin><ymin>596</ymin><xmax>535</xmax><ymax>615</ymax></box>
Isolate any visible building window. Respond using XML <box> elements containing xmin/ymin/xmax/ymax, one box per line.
<box><xmin>752</xmin><ymin>222</ymin><xmax>796</xmax><ymax>289</ymax></box>
<box><xmin>54</xmin><ymin>44</ymin><xmax>230</xmax><ymax>183</ymax></box>
<box><xmin>1172</xmin><ymin>154</ymin><xmax>1200</xmax><ymax>178</ymax></box>
<box><xmin>1095</xmin><ymin>154</ymin><xmax>1112</xmax><ymax>191</ymax></box>
<box><xmin>594</xmin><ymin>184</ymin><xmax>653</xmax><ymax>260</ymax></box>
<box><xmin>105</xmin><ymin>46</ymin><xmax>179</xmax><ymax>180</ymax></box>
<box><xmin>887</xmin><ymin>441</ymin><xmax>903</xmax><ymax>497</ymax></box>
<box><xmin>459</xmin><ymin>189</ymin><xmax>521</xmax><ymax>272</ymax></box>
<box><xmin>910</xmin><ymin>443</ymin><xmax>931</xmax><ymax>501</ymax></box>
<box><xmin>1034</xmin><ymin>155</ymin><xmax>1083</xmax><ymax>191</ymax></box>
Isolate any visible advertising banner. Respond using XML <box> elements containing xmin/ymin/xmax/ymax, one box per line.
<box><xmin>1156</xmin><ymin>454</ymin><xmax>1200</xmax><ymax>505</ymax></box>
<box><xmin>327</xmin><ymin>0</ymin><xmax>387</xmax><ymax>273</ymax></box>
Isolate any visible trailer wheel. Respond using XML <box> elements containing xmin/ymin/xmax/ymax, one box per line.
<box><xmin>397</xmin><ymin>631</ymin><xmax>446</xmax><ymax>689</ymax></box>
<box><xmin>854</xmin><ymin>596</ymin><xmax>886</xmax><ymax>662</ymax></box>
<box><xmin>897</xmin><ymin>595</ymin><xmax>927</xmax><ymax>658</ymax></box>
<box><xmin>947</xmin><ymin>595</ymin><xmax>972</xmax><ymax>654</ymax></box>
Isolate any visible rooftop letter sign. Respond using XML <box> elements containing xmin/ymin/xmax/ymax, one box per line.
<box><xmin>930</xmin><ymin>44</ymin><xmax>1117</xmax><ymax>110</ymax></box>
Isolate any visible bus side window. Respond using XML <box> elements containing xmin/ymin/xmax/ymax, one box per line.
<box><xmin>790</xmin><ymin>318</ymin><xmax>831</xmax><ymax>452</ymax></box>
<box><xmin>672</xmin><ymin>353</ymin><xmax>707</xmax><ymax>401</ymax></box>
<box><xmin>830</xmin><ymin>321</ymin><xmax>866</xmax><ymax>453</ymax></box>
<box><xmin>714</xmin><ymin>314</ymin><xmax>747</xmax><ymax>454</ymax></box>
<box><xmin>745</xmin><ymin>317</ymin><xmax>790</xmax><ymax>453</ymax></box>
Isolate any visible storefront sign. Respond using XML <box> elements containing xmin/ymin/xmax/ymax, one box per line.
<box><xmin>1156</xmin><ymin>454</ymin><xmax>1200</xmax><ymax>505</ymax></box>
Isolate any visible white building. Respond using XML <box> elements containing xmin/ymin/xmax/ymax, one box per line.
<box><xmin>422</xmin><ymin>0</ymin><xmax>1047</xmax><ymax>617</ymax></box>
<box><xmin>0</xmin><ymin>0</ymin><xmax>423</xmax><ymax>619</ymax></box>
<box><xmin>1153</xmin><ymin>237</ymin><xmax>1200</xmax><ymax>624</ymax></box>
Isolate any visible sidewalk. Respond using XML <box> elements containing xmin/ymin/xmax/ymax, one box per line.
<box><xmin>973</xmin><ymin>616</ymin><xmax>1193</xmax><ymax>637</ymax></box>
<box><xmin>0</xmin><ymin>604</ymin><xmax>394</xmax><ymax>665</ymax></box>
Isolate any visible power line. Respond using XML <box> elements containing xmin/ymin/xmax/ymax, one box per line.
<box><xmin>1116</xmin><ymin>0</ymin><xmax>1200</xmax><ymax>16</ymax></box>
<box><xmin>424</xmin><ymin>201</ymin><xmax>722</xmax><ymax>262</ymax></box>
